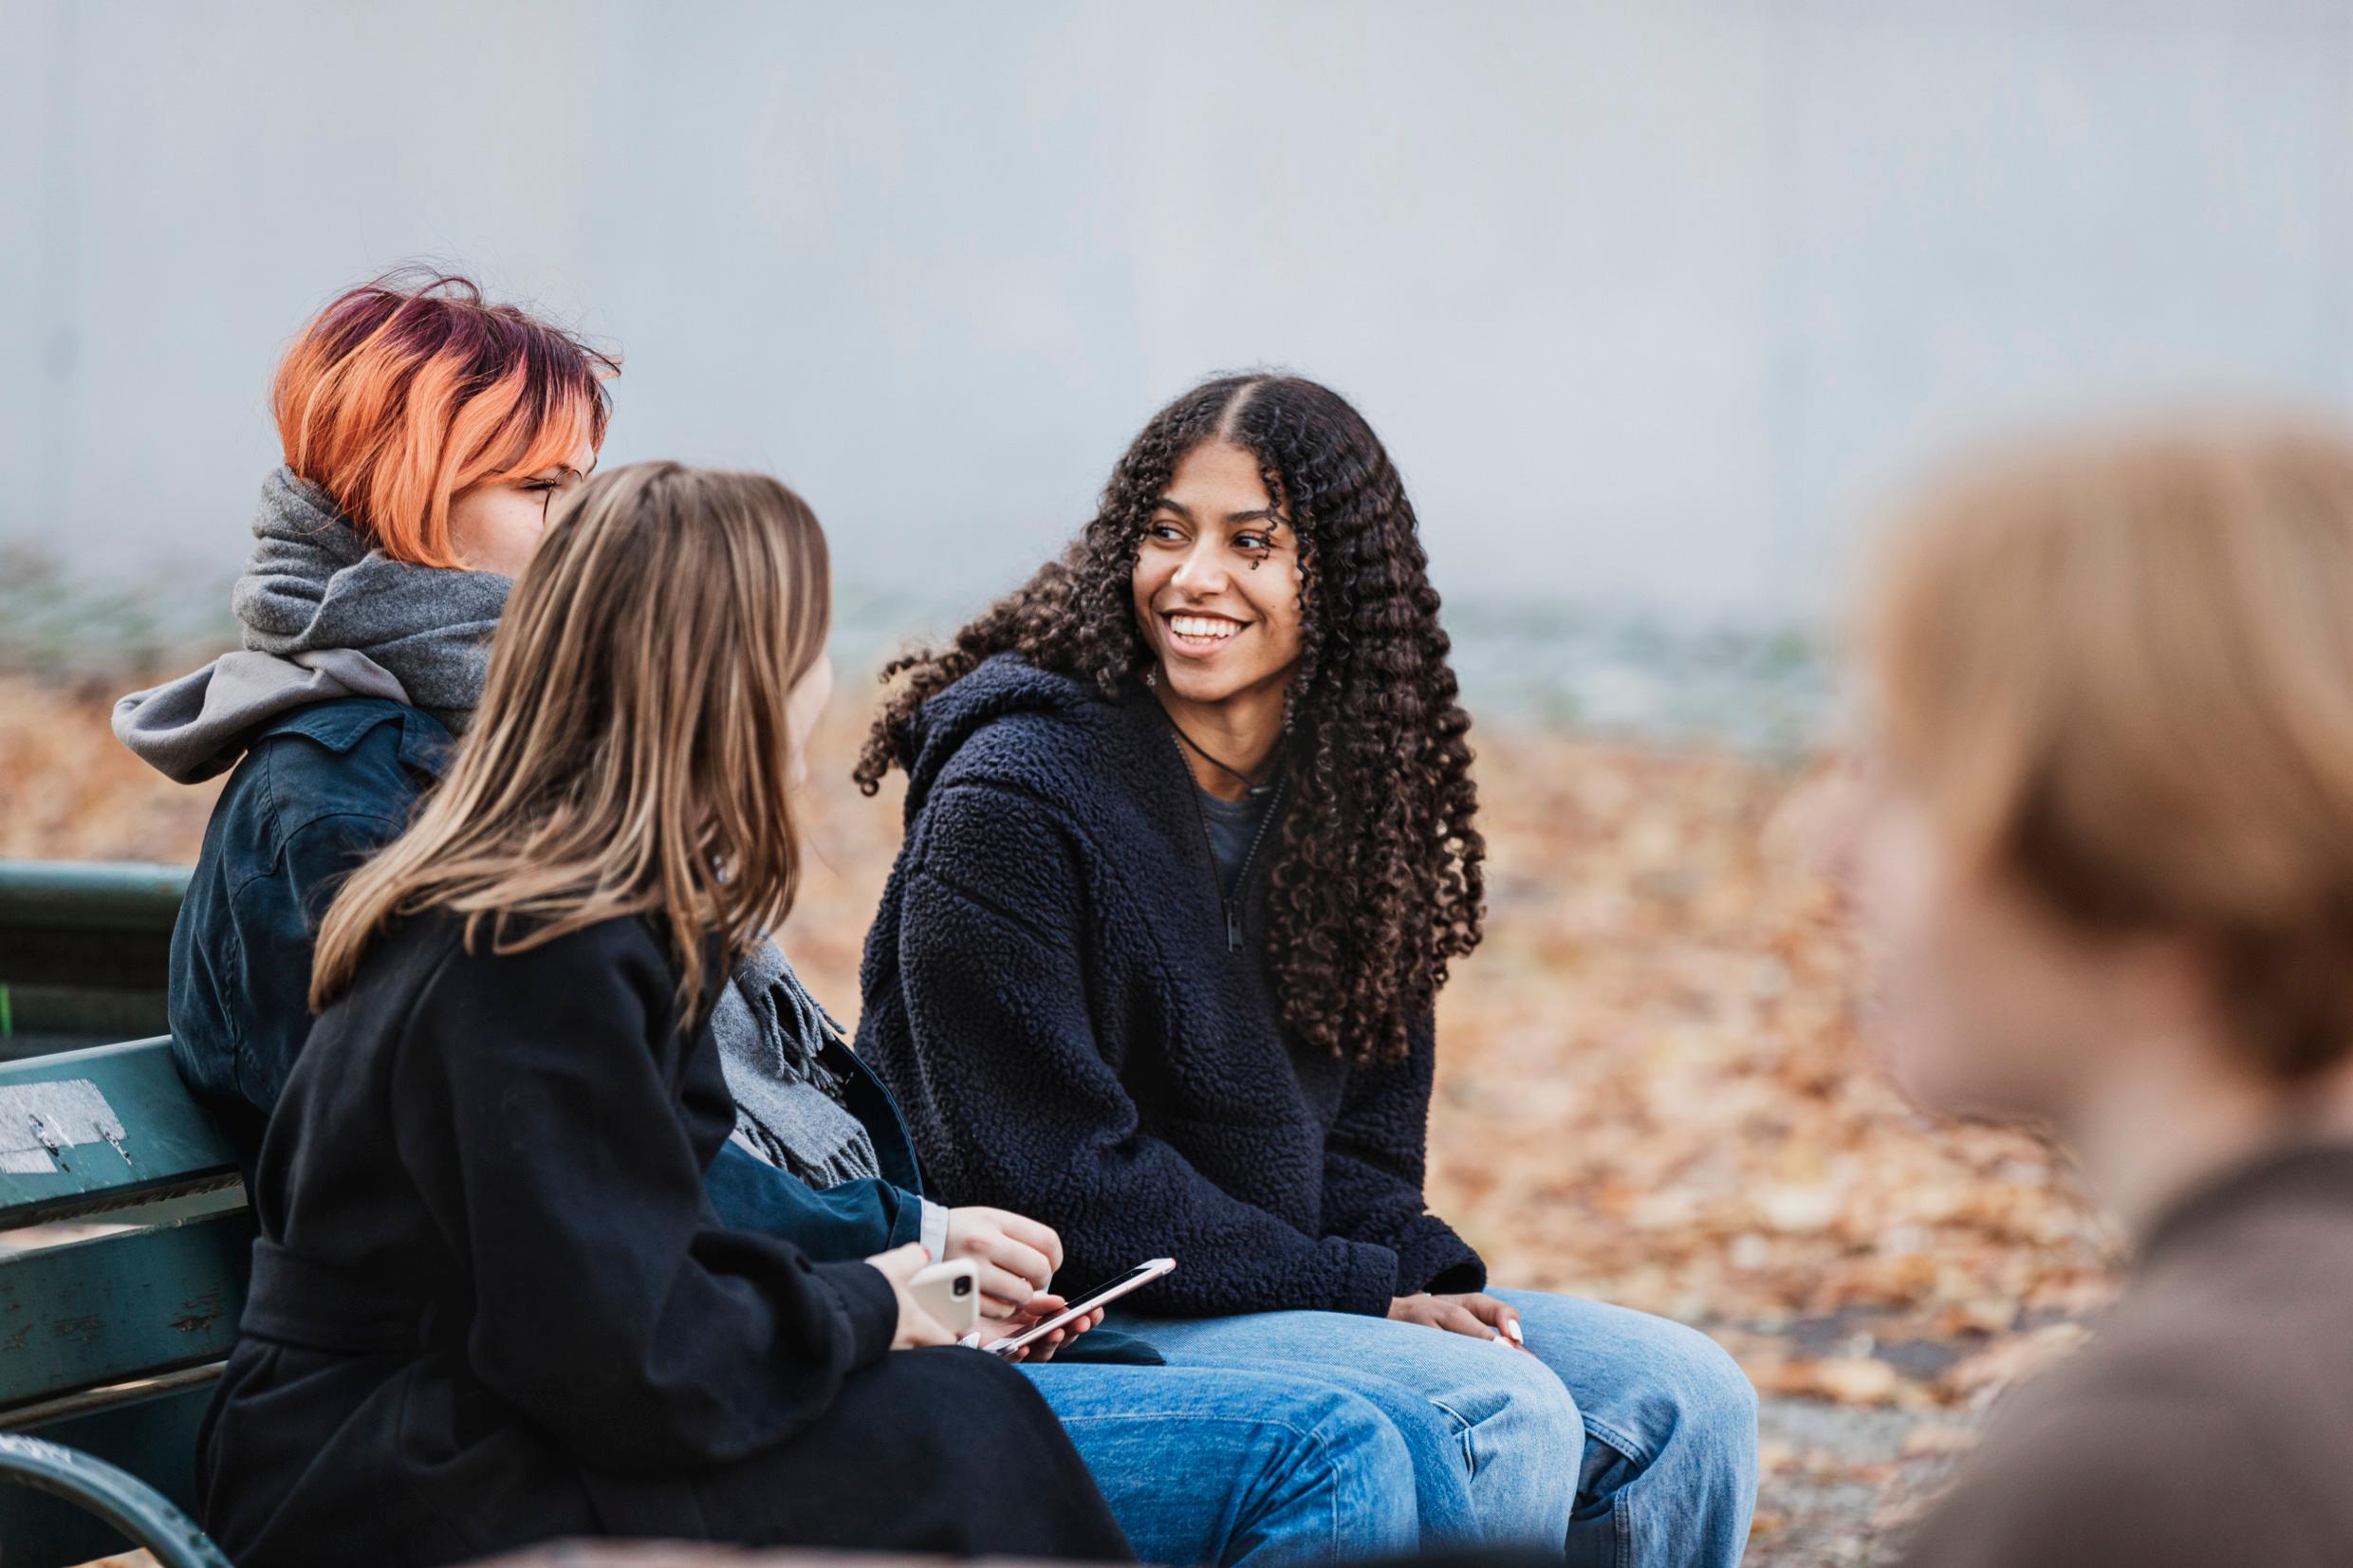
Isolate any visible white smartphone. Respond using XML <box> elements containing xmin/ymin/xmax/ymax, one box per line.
<box><xmin>909</xmin><ymin>1258</ymin><xmax>981</xmax><ymax>1337</ymax></box>
<box><xmin>986</xmin><ymin>1257</ymin><xmax>1176</xmax><ymax>1357</ymax></box>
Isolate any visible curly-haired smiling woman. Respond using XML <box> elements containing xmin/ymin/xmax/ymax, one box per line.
<box><xmin>856</xmin><ymin>374</ymin><xmax>1759</xmax><ymax>1563</ymax></box>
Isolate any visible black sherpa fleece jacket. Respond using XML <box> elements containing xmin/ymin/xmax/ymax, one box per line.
<box><xmin>857</xmin><ymin>652</ymin><xmax>1485</xmax><ymax>1318</ymax></box>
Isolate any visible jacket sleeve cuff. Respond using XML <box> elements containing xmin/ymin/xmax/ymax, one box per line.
<box><xmin>1334</xmin><ymin>1239</ymin><xmax>1403</xmax><ymax>1317</ymax></box>
<box><xmin>1393</xmin><ymin>1216</ymin><xmax>1488</xmax><ymax>1298</ymax></box>
<box><xmin>813</xmin><ymin>1258</ymin><xmax>901</xmax><ymax>1370</ymax></box>
<box><xmin>879</xmin><ymin>1183</ymin><xmax>930</xmax><ymax>1251</ymax></box>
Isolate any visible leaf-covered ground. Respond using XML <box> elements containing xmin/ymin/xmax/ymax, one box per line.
<box><xmin>3</xmin><ymin>673</ymin><xmax>2121</xmax><ymax>1562</ymax></box>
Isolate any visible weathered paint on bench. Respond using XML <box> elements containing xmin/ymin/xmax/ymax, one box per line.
<box><xmin>0</xmin><ymin>1206</ymin><xmax>255</xmax><ymax>1407</ymax></box>
<box><xmin>0</xmin><ymin>1035</ymin><xmax>246</xmax><ymax>1566</ymax></box>
<box><xmin>0</xmin><ymin>1040</ymin><xmax>242</xmax><ymax>1224</ymax></box>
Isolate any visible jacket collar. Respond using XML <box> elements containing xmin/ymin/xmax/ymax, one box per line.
<box><xmin>251</xmin><ymin>698</ymin><xmax>455</xmax><ymax>780</ymax></box>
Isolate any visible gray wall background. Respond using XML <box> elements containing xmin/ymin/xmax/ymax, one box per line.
<box><xmin>6</xmin><ymin>0</ymin><xmax>2352</xmax><ymax>628</ymax></box>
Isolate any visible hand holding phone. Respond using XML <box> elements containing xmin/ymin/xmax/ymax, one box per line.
<box><xmin>985</xmin><ymin>1258</ymin><xmax>1176</xmax><ymax>1358</ymax></box>
<box><xmin>864</xmin><ymin>1243</ymin><xmax>957</xmax><ymax>1350</ymax></box>
<box><xmin>909</xmin><ymin>1258</ymin><xmax>981</xmax><ymax>1337</ymax></box>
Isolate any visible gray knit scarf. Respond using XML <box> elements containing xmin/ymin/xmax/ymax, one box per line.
<box><xmin>232</xmin><ymin>467</ymin><xmax>510</xmax><ymax>728</ymax></box>
<box><xmin>113</xmin><ymin>468</ymin><xmax>510</xmax><ymax>781</ymax></box>
<box><xmin>713</xmin><ymin>940</ymin><xmax>883</xmax><ymax>1189</ymax></box>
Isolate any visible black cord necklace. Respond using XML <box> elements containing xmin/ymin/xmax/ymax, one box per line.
<box><xmin>1168</xmin><ymin>713</ymin><xmax>1284</xmax><ymax>798</ymax></box>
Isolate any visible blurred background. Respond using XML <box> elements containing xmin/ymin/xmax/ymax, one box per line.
<box><xmin>6</xmin><ymin>2</ymin><xmax>2348</xmax><ymax>1560</ymax></box>
<box><xmin>14</xmin><ymin>0</ymin><xmax>2353</xmax><ymax>741</ymax></box>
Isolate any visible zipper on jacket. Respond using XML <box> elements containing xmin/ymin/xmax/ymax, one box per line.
<box><xmin>1170</xmin><ymin>729</ymin><xmax>1287</xmax><ymax>955</ymax></box>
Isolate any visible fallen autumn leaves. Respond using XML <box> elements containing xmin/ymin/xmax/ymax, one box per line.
<box><xmin>1417</xmin><ymin>729</ymin><xmax>2117</xmax><ymax>1405</ymax></box>
<box><xmin>1</xmin><ymin>673</ymin><xmax>2121</xmax><ymax>1561</ymax></box>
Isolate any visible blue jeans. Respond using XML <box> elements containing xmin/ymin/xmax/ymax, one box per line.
<box><xmin>1023</xmin><ymin>1361</ymin><xmax>1421</xmax><ymax>1566</ymax></box>
<box><xmin>1113</xmin><ymin>1288</ymin><xmax>1758</xmax><ymax>1568</ymax></box>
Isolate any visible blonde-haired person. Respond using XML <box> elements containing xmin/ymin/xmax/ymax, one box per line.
<box><xmin>120</xmin><ymin>270</ymin><xmax>1054</xmax><ymax>1341</ymax></box>
<box><xmin>195</xmin><ymin>463</ymin><xmax>1134</xmax><ymax>1565</ymax></box>
<box><xmin>1832</xmin><ymin>420</ymin><xmax>2353</xmax><ymax>1567</ymax></box>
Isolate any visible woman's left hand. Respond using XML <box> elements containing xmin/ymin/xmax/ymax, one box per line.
<box><xmin>1389</xmin><ymin>1291</ymin><xmax>1529</xmax><ymax>1350</ymax></box>
<box><xmin>981</xmin><ymin>1295</ymin><xmax>1105</xmax><ymax>1364</ymax></box>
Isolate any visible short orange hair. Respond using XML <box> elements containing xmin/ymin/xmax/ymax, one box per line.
<box><xmin>270</xmin><ymin>271</ymin><xmax>619</xmax><ymax>567</ymax></box>
<box><xmin>1864</xmin><ymin>418</ymin><xmax>2353</xmax><ymax>1078</ymax></box>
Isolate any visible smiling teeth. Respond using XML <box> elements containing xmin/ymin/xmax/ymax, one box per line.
<box><xmin>1171</xmin><ymin>615</ymin><xmax>1239</xmax><ymax>640</ymax></box>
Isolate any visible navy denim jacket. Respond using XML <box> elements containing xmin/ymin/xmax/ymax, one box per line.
<box><xmin>167</xmin><ymin>696</ymin><xmax>929</xmax><ymax>1257</ymax></box>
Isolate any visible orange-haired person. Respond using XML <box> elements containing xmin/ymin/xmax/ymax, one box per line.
<box><xmin>1833</xmin><ymin>420</ymin><xmax>2353</xmax><ymax>1567</ymax></box>
<box><xmin>116</xmin><ymin>270</ymin><xmax>616</xmax><ymax>1152</ymax></box>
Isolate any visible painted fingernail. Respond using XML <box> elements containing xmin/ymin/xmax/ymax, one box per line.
<box><xmin>1505</xmin><ymin>1321</ymin><xmax>1525</xmax><ymax>1345</ymax></box>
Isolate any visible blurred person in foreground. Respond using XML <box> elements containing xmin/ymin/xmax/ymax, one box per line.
<box><xmin>1834</xmin><ymin>419</ymin><xmax>2353</xmax><ymax>1567</ymax></box>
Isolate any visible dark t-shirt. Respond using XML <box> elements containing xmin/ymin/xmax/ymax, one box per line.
<box><xmin>1196</xmin><ymin>784</ymin><xmax>1272</xmax><ymax>898</ymax></box>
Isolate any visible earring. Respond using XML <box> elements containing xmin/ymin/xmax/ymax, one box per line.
<box><xmin>1142</xmin><ymin>664</ymin><xmax>1158</xmax><ymax>690</ymax></box>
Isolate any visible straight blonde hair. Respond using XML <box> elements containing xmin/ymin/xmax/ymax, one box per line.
<box><xmin>1864</xmin><ymin>417</ymin><xmax>2353</xmax><ymax>1078</ymax></box>
<box><xmin>311</xmin><ymin>461</ymin><xmax>831</xmax><ymax>1016</ymax></box>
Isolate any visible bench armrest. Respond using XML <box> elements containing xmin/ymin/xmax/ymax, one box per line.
<box><xmin>0</xmin><ymin>1431</ymin><xmax>232</xmax><ymax>1568</ymax></box>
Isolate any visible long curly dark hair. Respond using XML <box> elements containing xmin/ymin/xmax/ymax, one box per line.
<box><xmin>856</xmin><ymin>374</ymin><xmax>1484</xmax><ymax>1064</ymax></box>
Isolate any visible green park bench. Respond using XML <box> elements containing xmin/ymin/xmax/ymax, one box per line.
<box><xmin>0</xmin><ymin>860</ymin><xmax>185</xmax><ymax>1061</ymax></box>
<box><xmin>0</xmin><ymin>859</ymin><xmax>240</xmax><ymax>1567</ymax></box>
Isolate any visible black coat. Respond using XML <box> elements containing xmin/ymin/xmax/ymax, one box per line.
<box><xmin>168</xmin><ymin>694</ymin><xmax>938</xmax><ymax>1258</ymax></box>
<box><xmin>859</xmin><ymin>654</ymin><xmax>1484</xmax><ymax>1319</ymax></box>
<box><xmin>199</xmin><ymin>910</ymin><xmax>1129</xmax><ymax>1568</ymax></box>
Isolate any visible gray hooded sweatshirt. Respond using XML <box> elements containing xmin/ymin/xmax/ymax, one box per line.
<box><xmin>112</xmin><ymin>468</ymin><xmax>510</xmax><ymax>783</ymax></box>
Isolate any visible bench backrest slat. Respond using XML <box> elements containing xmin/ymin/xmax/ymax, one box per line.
<box><xmin>0</xmin><ymin>861</ymin><xmax>189</xmax><ymax>940</ymax></box>
<box><xmin>0</xmin><ymin>861</ymin><xmax>187</xmax><ymax>993</ymax></box>
<box><xmin>0</xmin><ymin>860</ymin><xmax>186</xmax><ymax>1056</ymax></box>
<box><xmin>0</xmin><ymin>1040</ymin><xmax>242</xmax><ymax>1227</ymax></box>
<box><xmin>0</xmin><ymin>1209</ymin><xmax>256</xmax><ymax>1410</ymax></box>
